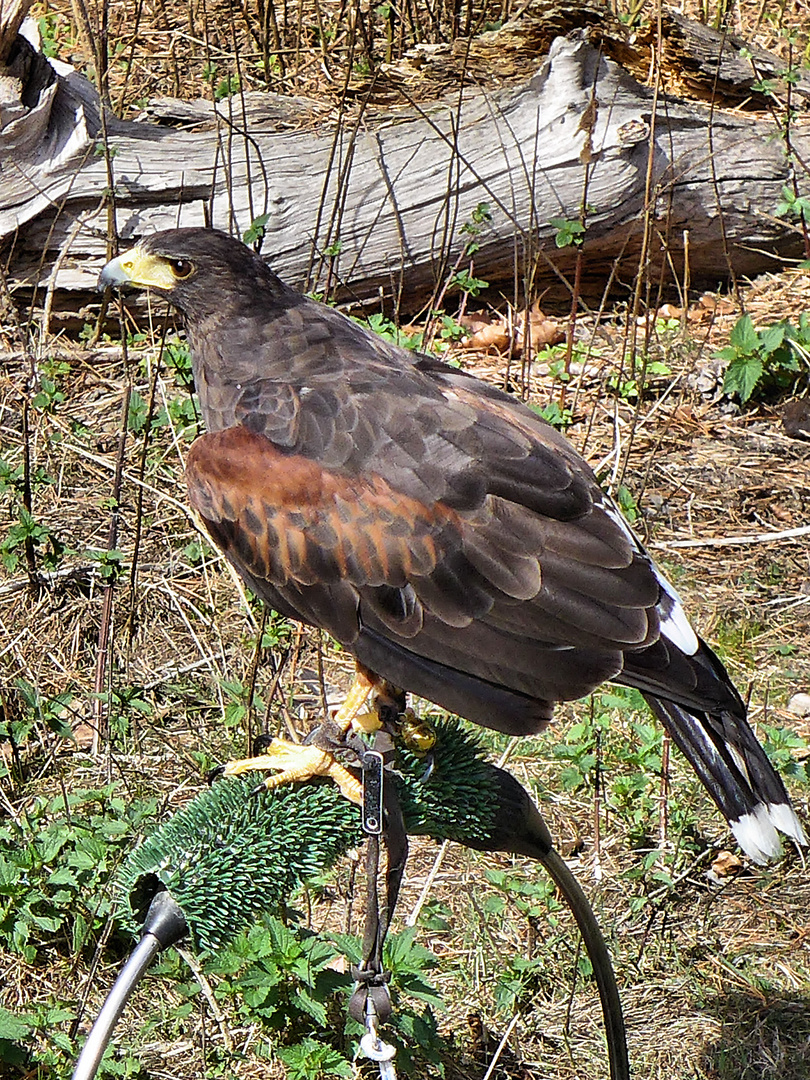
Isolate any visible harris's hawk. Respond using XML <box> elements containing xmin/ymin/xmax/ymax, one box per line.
<box><xmin>100</xmin><ymin>228</ymin><xmax>806</xmax><ymax>864</ymax></box>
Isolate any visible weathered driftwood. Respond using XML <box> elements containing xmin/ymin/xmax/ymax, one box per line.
<box><xmin>1</xmin><ymin>3</ymin><xmax>808</xmax><ymax>318</ymax></box>
<box><xmin>370</xmin><ymin>0</ymin><xmax>810</xmax><ymax>107</ymax></box>
<box><xmin>0</xmin><ymin>0</ymin><xmax>30</xmax><ymax>64</ymax></box>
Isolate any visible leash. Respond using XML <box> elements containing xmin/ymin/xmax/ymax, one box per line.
<box><xmin>348</xmin><ymin>723</ymin><xmax>409</xmax><ymax>1078</ymax></box>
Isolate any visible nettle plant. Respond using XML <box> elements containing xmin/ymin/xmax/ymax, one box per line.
<box><xmin>718</xmin><ymin>313</ymin><xmax>809</xmax><ymax>404</ymax></box>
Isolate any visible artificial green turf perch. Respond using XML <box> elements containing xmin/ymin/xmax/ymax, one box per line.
<box><xmin>71</xmin><ymin>718</ymin><xmax>629</xmax><ymax>1080</ymax></box>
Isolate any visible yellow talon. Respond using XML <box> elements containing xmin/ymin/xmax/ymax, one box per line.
<box><xmin>221</xmin><ymin>738</ymin><xmax>362</xmax><ymax>805</ymax></box>
<box><xmin>350</xmin><ymin>708</ymin><xmax>383</xmax><ymax>734</ymax></box>
<box><xmin>332</xmin><ymin>667</ymin><xmax>378</xmax><ymax>733</ymax></box>
<box><xmin>218</xmin><ymin>666</ymin><xmax>391</xmax><ymax>807</ymax></box>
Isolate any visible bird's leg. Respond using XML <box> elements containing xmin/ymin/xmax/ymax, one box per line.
<box><xmin>330</xmin><ymin>666</ymin><xmax>383</xmax><ymax>736</ymax></box>
<box><xmin>220</xmin><ymin>738</ymin><xmax>364</xmax><ymax>804</ymax></box>
<box><xmin>215</xmin><ymin>665</ymin><xmax>385</xmax><ymax>803</ymax></box>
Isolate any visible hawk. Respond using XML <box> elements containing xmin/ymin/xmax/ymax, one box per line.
<box><xmin>100</xmin><ymin>227</ymin><xmax>805</xmax><ymax>864</ymax></box>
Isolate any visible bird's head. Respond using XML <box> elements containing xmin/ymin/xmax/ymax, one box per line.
<box><xmin>98</xmin><ymin>228</ymin><xmax>282</xmax><ymax>321</ymax></box>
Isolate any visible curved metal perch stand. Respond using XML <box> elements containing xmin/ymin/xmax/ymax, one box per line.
<box><xmin>71</xmin><ymin>719</ymin><xmax>629</xmax><ymax>1080</ymax></box>
<box><xmin>71</xmin><ymin>892</ymin><xmax>188</xmax><ymax>1080</ymax></box>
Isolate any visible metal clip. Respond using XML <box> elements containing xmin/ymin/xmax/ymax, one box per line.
<box><xmin>362</xmin><ymin>749</ymin><xmax>385</xmax><ymax>834</ymax></box>
<box><xmin>360</xmin><ymin>1008</ymin><xmax>397</xmax><ymax>1079</ymax></box>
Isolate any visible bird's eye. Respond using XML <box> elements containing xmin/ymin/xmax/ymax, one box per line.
<box><xmin>170</xmin><ymin>259</ymin><xmax>193</xmax><ymax>279</ymax></box>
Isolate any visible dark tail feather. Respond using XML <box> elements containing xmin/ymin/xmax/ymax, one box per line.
<box><xmin>643</xmin><ymin>695</ymin><xmax>806</xmax><ymax>864</ymax></box>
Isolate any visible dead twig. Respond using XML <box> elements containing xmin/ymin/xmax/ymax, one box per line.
<box><xmin>652</xmin><ymin>523</ymin><xmax>810</xmax><ymax>549</ymax></box>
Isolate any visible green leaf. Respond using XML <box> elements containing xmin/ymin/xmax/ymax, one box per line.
<box><xmin>537</xmin><ymin>400</ymin><xmax>572</xmax><ymax>429</ymax></box>
<box><xmin>72</xmin><ymin>911</ymin><xmax>90</xmax><ymax>954</ymax></box>
<box><xmin>723</xmin><ymin>353</ymin><xmax>763</xmax><ymax>403</ymax></box>
<box><xmin>549</xmin><ymin>217</ymin><xmax>586</xmax><ymax>248</ymax></box>
<box><xmin>775</xmin><ymin>185</ymin><xmax>795</xmax><ymax>216</ymax></box>
<box><xmin>243</xmin><ymin>213</ymin><xmax>271</xmax><ymax>246</ymax></box>
<box><xmin>28</xmin><ymin>913</ymin><xmax>61</xmax><ymax>933</ymax></box>
<box><xmin>448</xmin><ymin>269</ymin><xmax>488</xmax><ymax>297</ymax></box>
<box><xmin>264</xmin><ymin>914</ymin><xmax>297</xmax><ymax>959</ymax></box>
<box><xmin>728</xmin><ymin>314</ymin><xmax>759</xmax><ymax>355</ymax></box>
<box><xmin>714</xmin><ymin>346</ymin><xmax>738</xmax><ymax>362</ymax></box>
<box><xmin>127</xmin><ymin>389</ymin><xmax>149</xmax><ymax>433</ymax></box>
<box><xmin>751</xmin><ymin>77</ymin><xmax>776</xmax><ymax>95</ymax></box>
<box><xmin>0</xmin><ymin>1007</ymin><xmax>32</xmax><ymax>1041</ymax></box>
<box><xmin>293</xmin><ymin>987</ymin><xmax>328</xmax><ymax>1026</ymax></box>
<box><xmin>758</xmin><ymin>322</ymin><xmax>786</xmax><ymax>355</ymax></box>
<box><xmin>277</xmin><ymin>1037</ymin><xmax>352</xmax><ymax>1079</ymax></box>
<box><xmin>47</xmin><ymin>867</ymin><xmax>79</xmax><ymax>887</ymax></box>
<box><xmin>67</xmin><ymin>848</ymin><xmax>100</xmax><ymax>871</ymax></box>
<box><xmin>646</xmin><ymin>360</ymin><xmax>672</xmax><ymax>376</ymax></box>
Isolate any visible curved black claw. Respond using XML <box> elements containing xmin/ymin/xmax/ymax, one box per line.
<box><xmin>252</xmin><ymin>733</ymin><xmax>274</xmax><ymax>755</ymax></box>
<box><xmin>206</xmin><ymin>764</ymin><xmax>227</xmax><ymax>784</ymax></box>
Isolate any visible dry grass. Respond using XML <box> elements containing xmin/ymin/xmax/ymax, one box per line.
<box><xmin>3</xmin><ymin>0</ymin><xmax>810</xmax><ymax>1078</ymax></box>
<box><xmin>2</xmin><ymin>287</ymin><xmax>809</xmax><ymax>1078</ymax></box>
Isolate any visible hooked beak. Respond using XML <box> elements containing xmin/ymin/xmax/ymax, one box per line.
<box><xmin>98</xmin><ymin>246</ymin><xmax>177</xmax><ymax>292</ymax></box>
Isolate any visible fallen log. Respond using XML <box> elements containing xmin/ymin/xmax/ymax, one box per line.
<box><xmin>1</xmin><ymin>1</ymin><xmax>808</xmax><ymax>323</ymax></box>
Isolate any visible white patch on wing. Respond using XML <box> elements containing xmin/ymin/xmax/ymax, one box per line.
<box><xmin>600</xmin><ymin>495</ymin><xmax>700</xmax><ymax>656</ymax></box>
<box><xmin>653</xmin><ymin>569</ymin><xmax>699</xmax><ymax>656</ymax></box>
<box><xmin>767</xmin><ymin>802</ymin><xmax>808</xmax><ymax>846</ymax></box>
<box><xmin>601</xmin><ymin>497</ymin><xmax>642</xmax><ymax>550</ymax></box>
<box><xmin>731</xmin><ymin>804</ymin><xmax>782</xmax><ymax>864</ymax></box>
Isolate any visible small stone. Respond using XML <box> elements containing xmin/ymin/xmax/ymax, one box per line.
<box><xmin>709</xmin><ymin>850</ymin><xmax>743</xmax><ymax>880</ymax></box>
<box><xmin>782</xmin><ymin>398</ymin><xmax>810</xmax><ymax>440</ymax></box>
<box><xmin>786</xmin><ymin>693</ymin><xmax>810</xmax><ymax>718</ymax></box>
